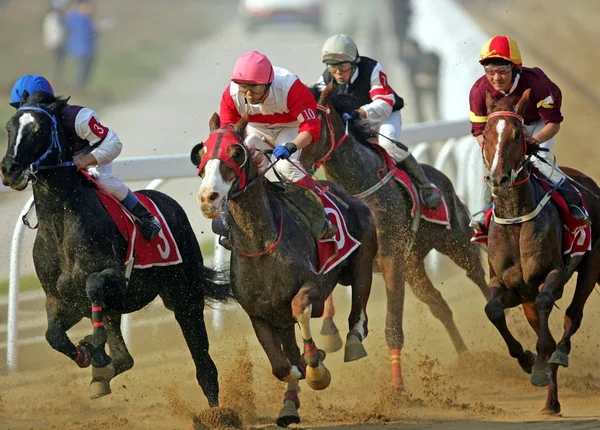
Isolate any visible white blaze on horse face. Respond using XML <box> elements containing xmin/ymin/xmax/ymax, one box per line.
<box><xmin>14</xmin><ymin>113</ymin><xmax>35</xmax><ymax>157</ymax></box>
<box><xmin>490</xmin><ymin>119</ymin><xmax>506</xmax><ymax>177</ymax></box>
<box><xmin>197</xmin><ymin>159</ymin><xmax>232</xmax><ymax>216</ymax></box>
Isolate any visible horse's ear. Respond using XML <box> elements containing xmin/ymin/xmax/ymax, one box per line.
<box><xmin>320</xmin><ymin>81</ymin><xmax>334</xmax><ymax>105</ymax></box>
<box><xmin>233</xmin><ymin>113</ymin><xmax>249</xmax><ymax>136</ymax></box>
<box><xmin>515</xmin><ymin>89</ymin><xmax>531</xmax><ymax>116</ymax></box>
<box><xmin>485</xmin><ymin>91</ymin><xmax>497</xmax><ymax>114</ymax></box>
<box><xmin>209</xmin><ymin>113</ymin><xmax>220</xmax><ymax>131</ymax></box>
<box><xmin>18</xmin><ymin>90</ymin><xmax>30</xmax><ymax>108</ymax></box>
<box><xmin>49</xmin><ymin>96</ymin><xmax>69</xmax><ymax>113</ymax></box>
<box><xmin>190</xmin><ymin>142</ymin><xmax>205</xmax><ymax>167</ymax></box>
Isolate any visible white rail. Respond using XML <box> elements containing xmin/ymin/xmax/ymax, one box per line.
<box><xmin>4</xmin><ymin>118</ymin><xmax>486</xmax><ymax>372</ymax></box>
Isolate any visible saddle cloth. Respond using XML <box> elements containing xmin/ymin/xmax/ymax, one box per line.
<box><xmin>373</xmin><ymin>142</ymin><xmax>450</xmax><ymax>227</ymax></box>
<box><xmin>471</xmin><ymin>176</ymin><xmax>591</xmax><ymax>258</ymax></box>
<box><xmin>93</xmin><ymin>190</ymin><xmax>183</xmax><ymax>269</ymax></box>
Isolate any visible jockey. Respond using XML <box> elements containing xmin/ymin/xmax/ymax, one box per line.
<box><xmin>218</xmin><ymin>51</ymin><xmax>337</xmax><ymax>242</ymax></box>
<box><xmin>9</xmin><ymin>74</ymin><xmax>162</xmax><ymax>241</ymax></box>
<box><xmin>469</xmin><ymin>35</ymin><xmax>591</xmax><ymax>229</ymax></box>
<box><xmin>315</xmin><ymin>33</ymin><xmax>442</xmax><ymax>210</ymax></box>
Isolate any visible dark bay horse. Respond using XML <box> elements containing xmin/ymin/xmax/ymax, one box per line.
<box><xmin>305</xmin><ymin>84</ymin><xmax>488</xmax><ymax>389</ymax></box>
<box><xmin>191</xmin><ymin>113</ymin><xmax>378</xmax><ymax>427</ymax></box>
<box><xmin>481</xmin><ymin>88</ymin><xmax>600</xmax><ymax>414</ymax></box>
<box><xmin>0</xmin><ymin>92</ymin><xmax>231</xmax><ymax>406</ymax></box>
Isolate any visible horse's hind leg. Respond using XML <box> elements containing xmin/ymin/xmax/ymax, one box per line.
<box><xmin>404</xmin><ymin>259</ymin><xmax>467</xmax><ymax>354</ymax></box>
<box><xmin>172</xmin><ymin>301</ymin><xmax>219</xmax><ymax>407</ymax></box>
<box><xmin>104</xmin><ymin>313</ymin><xmax>134</xmax><ymax>377</ymax></box>
<box><xmin>319</xmin><ymin>294</ymin><xmax>343</xmax><ymax>353</ymax></box>
<box><xmin>485</xmin><ymin>279</ymin><xmax>536</xmax><ymax>375</ymax></box>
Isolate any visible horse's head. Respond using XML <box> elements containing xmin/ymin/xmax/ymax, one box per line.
<box><xmin>1</xmin><ymin>91</ymin><xmax>69</xmax><ymax>190</ymax></box>
<box><xmin>191</xmin><ymin>113</ymin><xmax>250</xmax><ymax>218</ymax></box>
<box><xmin>482</xmin><ymin>89</ymin><xmax>530</xmax><ymax>197</ymax></box>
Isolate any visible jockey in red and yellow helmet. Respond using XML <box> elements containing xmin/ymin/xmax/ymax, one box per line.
<box><xmin>469</xmin><ymin>36</ymin><xmax>590</xmax><ymax>227</ymax></box>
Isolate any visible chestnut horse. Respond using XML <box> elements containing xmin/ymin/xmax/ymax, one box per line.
<box><xmin>191</xmin><ymin>114</ymin><xmax>378</xmax><ymax>427</ymax></box>
<box><xmin>482</xmin><ymin>88</ymin><xmax>600</xmax><ymax>414</ymax></box>
<box><xmin>304</xmin><ymin>84</ymin><xmax>489</xmax><ymax>388</ymax></box>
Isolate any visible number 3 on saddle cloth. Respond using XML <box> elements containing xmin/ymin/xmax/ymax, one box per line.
<box><xmin>92</xmin><ymin>188</ymin><xmax>182</xmax><ymax>269</ymax></box>
<box><xmin>471</xmin><ymin>175</ymin><xmax>592</xmax><ymax>259</ymax></box>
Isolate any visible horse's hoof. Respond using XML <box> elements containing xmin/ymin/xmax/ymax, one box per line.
<box><xmin>344</xmin><ymin>333</ymin><xmax>367</xmax><ymax>362</ymax></box>
<box><xmin>306</xmin><ymin>362</ymin><xmax>331</xmax><ymax>391</ymax></box>
<box><xmin>548</xmin><ymin>350</ymin><xmax>569</xmax><ymax>368</ymax></box>
<box><xmin>89</xmin><ymin>362</ymin><xmax>115</xmax><ymax>399</ymax></box>
<box><xmin>530</xmin><ymin>368</ymin><xmax>551</xmax><ymax>387</ymax></box>
<box><xmin>320</xmin><ymin>318</ymin><xmax>343</xmax><ymax>353</ymax></box>
<box><xmin>518</xmin><ymin>350</ymin><xmax>537</xmax><ymax>374</ymax></box>
<box><xmin>276</xmin><ymin>400</ymin><xmax>300</xmax><ymax>428</ymax></box>
<box><xmin>90</xmin><ymin>379</ymin><xmax>112</xmax><ymax>399</ymax></box>
<box><xmin>539</xmin><ymin>406</ymin><xmax>561</xmax><ymax>416</ymax></box>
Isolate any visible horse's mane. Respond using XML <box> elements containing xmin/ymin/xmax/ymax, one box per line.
<box><xmin>308</xmin><ymin>84</ymin><xmax>376</xmax><ymax>144</ymax></box>
<box><xmin>22</xmin><ymin>91</ymin><xmax>69</xmax><ymax>108</ymax></box>
<box><xmin>489</xmin><ymin>93</ymin><xmax>521</xmax><ymax>113</ymax></box>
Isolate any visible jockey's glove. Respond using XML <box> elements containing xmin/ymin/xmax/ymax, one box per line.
<box><xmin>273</xmin><ymin>142</ymin><xmax>298</xmax><ymax>160</ymax></box>
<box><xmin>342</xmin><ymin>110</ymin><xmax>361</xmax><ymax>122</ymax></box>
<box><xmin>526</xmin><ymin>137</ymin><xmax>540</xmax><ymax>154</ymax></box>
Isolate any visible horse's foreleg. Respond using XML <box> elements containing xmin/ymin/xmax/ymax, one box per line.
<box><xmin>276</xmin><ymin>326</ymin><xmax>303</xmax><ymax>427</ymax></box>
<box><xmin>405</xmin><ymin>260</ymin><xmax>467</xmax><ymax>355</ymax></box>
<box><xmin>485</xmin><ymin>280</ymin><xmax>535</xmax><ymax>375</ymax></box>
<box><xmin>250</xmin><ymin>316</ymin><xmax>300</xmax><ymax>382</ymax></box>
<box><xmin>44</xmin><ymin>296</ymin><xmax>87</xmax><ymax>366</ymax></box>
<box><xmin>319</xmin><ymin>294</ymin><xmax>343</xmax><ymax>353</ymax></box>
<box><xmin>173</xmin><ymin>302</ymin><xmax>219</xmax><ymax>407</ymax></box>
<box><xmin>531</xmin><ymin>269</ymin><xmax>563</xmax><ymax>387</ymax></box>
<box><xmin>292</xmin><ymin>286</ymin><xmax>331</xmax><ymax>391</ymax></box>
<box><xmin>379</xmin><ymin>254</ymin><xmax>406</xmax><ymax>389</ymax></box>
<box><xmin>104</xmin><ymin>313</ymin><xmax>134</xmax><ymax>377</ymax></box>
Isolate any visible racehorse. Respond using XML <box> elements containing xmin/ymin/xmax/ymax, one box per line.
<box><xmin>305</xmin><ymin>84</ymin><xmax>488</xmax><ymax>388</ymax></box>
<box><xmin>481</xmin><ymin>88</ymin><xmax>600</xmax><ymax>414</ymax></box>
<box><xmin>191</xmin><ymin>113</ymin><xmax>378</xmax><ymax>427</ymax></box>
<box><xmin>0</xmin><ymin>92</ymin><xmax>231</xmax><ymax>406</ymax></box>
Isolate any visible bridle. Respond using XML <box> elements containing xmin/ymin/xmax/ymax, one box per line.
<box><xmin>484</xmin><ymin>110</ymin><xmax>530</xmax><ymax>187</ymax></box>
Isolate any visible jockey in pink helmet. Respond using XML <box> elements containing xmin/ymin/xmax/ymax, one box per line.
<box><xmin>215</xmin><ymin>51</ymin><xmax>337</xmax><ymax>244</ymax></box>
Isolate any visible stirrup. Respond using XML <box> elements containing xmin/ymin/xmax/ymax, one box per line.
<box><xmin>319</xmin><ymin>220</ymin><xmax>338</xmax><ymax>240</ymax></box>
<box><xmin>218</xmin><ymin>236</ymin><xmax>233</xmax><ymax>251</ymax></box>
<box><xmin>419</xmin><ymin>186</ymin><xmax>443</xmax><ymax>210</ymax></box>
<box><xmin>568</xmin><ymin>205</ymin><xmax>592</xmax><ymax>227</ymax></box>
<box><xmin>469</xmin><ymin>219</ymin><xmax>485</xmax><ymax>233</ymax></box>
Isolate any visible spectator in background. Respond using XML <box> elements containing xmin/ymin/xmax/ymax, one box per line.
<box><xmin>43</xmin><ymin>0</ymin><xmax>70</xmax><ymax>84</ymax></box>
<box><xmin>64</xmin><ymin>0</ymin><xmax>97</xmax><ymax>95</ymax></box>
<box><xmin>403</xmin><ymin>38</ymin><xmax>441</xmax><ymax>122</ymax></box>
<box><xmin>391</xmin><ymin>0</ymin><xmax>412</xmax><ymax>61</ymax></box>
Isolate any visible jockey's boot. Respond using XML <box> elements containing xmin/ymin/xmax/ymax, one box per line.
<box><xmin>130</xmin><ymin>202</ymin><xmax>162</xmax><ymax>241</ymax></box>
<box><xmin>396</xmin><ymin>154</ymin><xmax>443</xmax><ymax>210</ymax></box>
<box><xmin>294</xmin><ymin>176</ymin><xmax>338</xmax><ymax>240</ymax></box>
<box><xmin>470</xmin><ymin>187</ymin><xmax>493</xmax><ymax>233</ymax></box>
<box><xmin>212</xmin><ymin>207</ymin><xmax>232</xmax><ymax>251</ymax></box>
<box><xmin>557</xmin><ymin>179</ymin><xmax>592</xmax><ymax>227</ymax></box>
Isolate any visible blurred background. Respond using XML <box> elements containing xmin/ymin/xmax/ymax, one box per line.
<box><xmin>1</xmin><ymin>1</ymin><xmax>600</xmax><ymax>428</ymax></box>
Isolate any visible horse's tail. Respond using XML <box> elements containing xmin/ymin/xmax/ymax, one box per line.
<box><xmin>198</xmin><ymin>264</ymin><xmax>234</xmax><ymax>303</ymax></box>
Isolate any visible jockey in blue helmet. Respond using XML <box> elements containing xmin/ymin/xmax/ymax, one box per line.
<box><xmin>8</xmin><ymin>74</ymin><xmax>162</xmax><ymax>241</ymax></box>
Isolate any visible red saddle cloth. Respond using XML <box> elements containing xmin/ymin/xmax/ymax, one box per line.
<box><xmin>471</xmin><ymin>177</ymin><xmax>591</xmax><ymax>258</ymax></box>
<box><xmin>375</xmin><ymin>143</ymin><xmax>450</xmax><ymax>227</ymax></box>
<box><xmin>93</xmin><ymin>190</ymin><xmax>183</xmax><ymax>269</ymax></box>
<box><xmin>315</xmin><ymin>188</ymin><xmax>361</xmax><ymax>275</ymax></box>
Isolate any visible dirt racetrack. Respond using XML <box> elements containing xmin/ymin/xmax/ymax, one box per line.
<box><xmin>2</xmin><ymin>1</ymin><xmax>600</xmax><ymax>429</ymax></box>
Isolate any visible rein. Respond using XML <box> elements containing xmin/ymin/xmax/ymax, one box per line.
<box><xmin>316</xmin><ymin>104</ymin><xmax>395</xmax><ymax>199</ymax></box>
<box><xmin>230</xmin><ymin>202</ymin><xmax>285</xmax><ymax>258</ymax></box>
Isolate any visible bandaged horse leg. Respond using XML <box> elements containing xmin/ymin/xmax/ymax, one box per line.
<box><xmin>85</xmin><ymin>268</ymin><xmax>124</xmax><ymax>399</ymax></box>
<box><xmin>276</xmin><ymin>325</ymin><xmax>304</xmax><ymax>427</ymax></box>
<box><xmin>292</xmin><ymin>286</ymin><xmax>331</xmax><ymax>391</ymax></box>
<box><xmin>319</xmin><ymin>294</ymin><xmax>343</xmax><ymax>353</ymax></box>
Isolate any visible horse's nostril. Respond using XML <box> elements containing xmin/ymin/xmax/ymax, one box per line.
<box><xmin>500</xmin><ymin>176</ymin><xmax>510</xmax><ymax>185</ymax></box>
<box><xmin>209</xmin><ymin>192</ymin><xmax>219</xmax><ymax>202</ymax></box>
